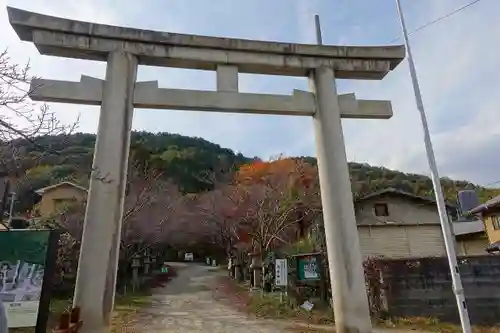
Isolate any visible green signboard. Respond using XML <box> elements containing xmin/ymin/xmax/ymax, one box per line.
<box><xmin>0</xmin><ymin>230</ymin><xmax>58</xmax><ymax>331</ymax></box>
<box><xmin>296</xmin><ymin>253</ymin><xmax>321</xmax><ymax>281</ymax></box>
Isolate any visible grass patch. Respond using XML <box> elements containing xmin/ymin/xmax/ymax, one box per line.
<box><xmin>248</xmin><ymin>293</ymin><xmax>334</xmax><ymax>325</ymax></box>
<box><xmin>213</xmin><ymin>277</ymin><xmax>500</xmax><ymax>333</ymax></box>
<box><xmin>111</xmin><ymin>290</ymin><xmax>152</xmax><ymax>332</ymax></box>
<box><xmin>7</xmin><ymin>266</ymin><xmax>179</xmax><ymax>332</ymax></box>
<box><xmin>9</xmin><ymin>290</ymin><xmax>151</xmax><ymax>333</ymax></box>
<box><xmin>212</xmin><ymin>276</ymin><xmax>334</xmax><ymax>325</ymax></box>
<box><xmin>377</xmin><ymin>317</ymin><xmax>500</xmax><ymax>333</ymax></box>
<box><xmin>232</xmin><ymin>284</ymin><xmax>500</xmax><ymax>333</ymax></box>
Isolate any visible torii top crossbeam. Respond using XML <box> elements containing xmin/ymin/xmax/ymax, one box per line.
<box><xmin>7</xmin><ymin>7</ymin><xmax>404</xmax><ymax>79</ymax></box>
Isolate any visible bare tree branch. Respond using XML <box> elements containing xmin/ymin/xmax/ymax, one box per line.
<box><xmin>0</xmin><ymin>49</ymin><xmax>79</xmax><ymax>176</ymax></box>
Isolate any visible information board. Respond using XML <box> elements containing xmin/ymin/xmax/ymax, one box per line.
<box><xmin>297</xmin><ymin>254</ymin><xmax>321</xmax><ymax>281</ymax></box>
<box><xmin>0</xmin><ymin>230</ymin><xmax>58</xmax><ymax>330</ymax></box>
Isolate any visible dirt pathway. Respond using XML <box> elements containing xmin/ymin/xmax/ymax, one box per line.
<box><xmin>131</xmin><ymin>263</ymin><xmax>427</xmax><ymax>333</ymax></box>
<box><xmin>132</xmin><ymin>263</ymin><xmax>286</xmax><ymax>332</ymax></box>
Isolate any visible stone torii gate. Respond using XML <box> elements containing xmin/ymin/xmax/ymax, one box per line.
<box><xmin>8</xmin><ymin>7</ymin><xmax>405</xmax><ymax>333</ymax></box>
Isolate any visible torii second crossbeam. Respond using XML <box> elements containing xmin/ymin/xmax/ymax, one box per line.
<box><xmin>30</xmin><ymin>76</ymin><xmax>393</xmax><ymax>119</ymax></box>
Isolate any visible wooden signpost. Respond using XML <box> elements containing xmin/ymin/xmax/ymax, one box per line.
<box><xmin>275</xmin><ymin>258</ymin><xmax>288</xmax><ymax>303</ymax></box>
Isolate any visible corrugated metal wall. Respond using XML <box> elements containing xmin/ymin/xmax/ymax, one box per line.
<box><xmin>359</xmin><ymin>225</ymin><xmax>487</xmax><ymax>258</ymax></box>
<box><xmin>456</xmin><ymin>238</ymin><xmax>488</xmax><ymax>256</ymax></box>
<box><xmin>359</xmin><ymin>225</ymin><xmax>410</xmax><ymax>258</ymax></box>
<box><xmin>406</xmin><ymin>225</ymin><xmax>446</xmax><ymax>257</ymax></box>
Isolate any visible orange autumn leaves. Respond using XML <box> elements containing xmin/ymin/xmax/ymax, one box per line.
<box><xmin>235</xmin><ymin>158</ymin><xmax>316</xmax><ymax>189</ymax></box>
<box><xmin>191</xmin><ymin>158</ymin><xmax>321</xmax><ymax>252</ymax></box>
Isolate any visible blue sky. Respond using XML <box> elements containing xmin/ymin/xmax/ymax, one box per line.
<box><xmin>1</xmin><ymin>0</ymin><xmax>499</xmax><ymax>186</ymax></box>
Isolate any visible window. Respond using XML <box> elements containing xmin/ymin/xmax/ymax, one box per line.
<box><xmin>492</xmin><ymin>215</ymin><xmax>500</xmax><ymax>230</ymax></box>
<box><xmin>53</xmin><ymin>198</ymin><xmax>77</xmax><ymax>212</ymax></box>
<box><xmin>374</xmin><ymin>203</ymin><xmax>389</xmax><ymax>217</ymax></box>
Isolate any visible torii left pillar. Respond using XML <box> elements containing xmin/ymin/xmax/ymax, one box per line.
<box><xmin>73</xmin><ymin>51</ymin><xmax>137</xmax><ymax>331</ymax></box>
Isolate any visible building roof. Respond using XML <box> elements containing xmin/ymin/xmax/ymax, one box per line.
<box><xmin>468</xmin><ymin>195</ymin><xmax>500</xmax><ymax>215</ymax></box>
<box><xmin>451</xmin><ymin>219</ymin><xmax>485</xmax><ymax>236</ymax></box>
<box><xmin>355</xmin><ymin>187</ymin><xmax>455</xmax><ymax>208</ymax></box>
<box><xmin>356</xmin><ymin>188</ymin><xmax>484</xmax><ymax>237</ymax></box>
<box><xmin>35</xmin><ymin>181</ymin><xmax>87</xmax><ymax>195</ymax></box>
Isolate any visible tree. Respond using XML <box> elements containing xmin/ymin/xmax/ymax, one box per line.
<box><xmin>119</xmin><ymin>165</ymin><xmax>182</xmax><ymax>261</ymax></box>
<box><xmin>0</xmin><ymin>50</ymin><xmax>78</xmax><ymax>220</ymax></box>
<box><xmin>239</xmin><ymin>182</ymin><xmax>318</xmax><ymax>254</ymax></box>
<box><xmin>192</xmin><ymin>185</ymin><xmax>248</xmax><ymax>255</ymax></box>
<box><xmin>197</xmin><ymin>158</ymin><xmax>322</xmax><ymax>256</ymax></box>
<box><xmin>31</xmin><ymin>160</ymin><xmax>183</xmax><ymax>293</ymax></box>
<box><xmin>0</xmin><ymin>50</ymin><xmax>76</xmax><ymax>143</ymax></box>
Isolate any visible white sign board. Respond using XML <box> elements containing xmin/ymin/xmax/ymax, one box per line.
<box><xmin>275</xmin><ymin>259</ymin><xmax>288</xmax><ymax>287</ymax></box>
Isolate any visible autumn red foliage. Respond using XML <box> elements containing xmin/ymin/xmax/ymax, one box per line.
<box><xmin>194</xmin><ymin>157</ymin><xmax>323</xmax><ymax>255</ymax></box>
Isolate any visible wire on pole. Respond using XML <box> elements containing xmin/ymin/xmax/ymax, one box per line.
<box><xmin>390</xmin><ymin>0</ymin><xmax>483</xmax><ymax>43</ymax></box>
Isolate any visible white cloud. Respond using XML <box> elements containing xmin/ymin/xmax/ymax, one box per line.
<box><xmin>1</xmin><ymin>0</ymin><xmax>125</xmax><ymax>131</ymax></box>
<box><xmin>341</xmin><ymin>0</ymin><xmax>500</xmax><ymax>185</ymax></box>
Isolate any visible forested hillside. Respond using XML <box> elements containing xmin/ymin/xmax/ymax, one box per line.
<box><xmin>5</xmin><ymin>132</ymin><xmax>251</xmax><ymax>212</ymax></box>
<box><xmin>298</xmin><ymin>156</ymin><xmax>499</xmax><ymax>205</ymax></box>
<box><xmin>3</xmin><ymin>132</ymin><xmax>499</xmax><ymax>213</ymax></box>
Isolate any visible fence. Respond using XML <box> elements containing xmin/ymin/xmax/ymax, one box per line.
<box><xmin>373</xmin><ymin>255</ymin><xmax>500</xmax><ymax>325</ymax></box>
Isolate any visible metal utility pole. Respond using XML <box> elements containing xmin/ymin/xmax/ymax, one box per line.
<box><xmin>395</xmin><ymin>1</ymin><xmax>472</xmax><ymax>332</ymax></box>
<box><xmin>314</xmin><ymin>14</ymin><xmax>323</xmax><ymax>45</ymax></box>
<box><xmin>0</xmin><ymin>172</ymin><xmax>10</xmax><ymax>220</ymax></box>
<box><xmin>8</xmin><ymin>192</ymin><xmax>16</xmax><ymax>225</ymax></box>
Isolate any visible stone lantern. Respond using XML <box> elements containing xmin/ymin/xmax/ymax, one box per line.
<box><xmin>151</xmin><ymin>254</ymin><xmax>157</xmax><ymax>270</ymax></box>
<box><xmin>248</xmin><ymin>251</ymin><xmax>262</xmax><ymax>291</ymax></box>
<box><xmin>233</xmin><ymin>255</ymin><xmax>241</xmax><ymax>282</ymax></box>
<box><xmin>131</xmin><ymin>253</ymin><xmax>142</xmax><ymax>268</ymax></box>
<box><xmin>143</xmin><ymin>255</ymin><xmax>151</xmax><ymax>276</ymax></box>
<box><xmin>227</xmin><ymin>256</ymin><xmax>233</xmax><ymax>277</ymax></box>
<box><xmin>131</xmin><ymin>253</ymin><xmax>142</xmax><ymax>291</ymax></box>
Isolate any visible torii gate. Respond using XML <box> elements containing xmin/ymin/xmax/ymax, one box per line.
<box><xmin>8</xmin><ymin>7</ymin><xmax>405</xmax><ymax>333</ymax></box>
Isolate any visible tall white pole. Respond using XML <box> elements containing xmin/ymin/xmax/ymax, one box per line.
<box><xmin>311</xmin><ymin>14</ymin><xmax>373</xmax><ymax>333</ymax></box>
<box><xmin>395</xmin><ymin>1</ymin><xmax>472</xmax><ymax>332</ymax></box>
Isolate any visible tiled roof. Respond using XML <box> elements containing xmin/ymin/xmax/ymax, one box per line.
<box><xmin>468</xmin><ymin>195</ymin><xmax>500</xmax><ymax>215</ymax></box>
<box><xmin>355</xmin><ymin>187</ymin><xmax>455</xmax><ymax>207</ymax></box>
<box><xmin>35</xmin><ymin>181</ymin><xmax>87</xmax><ymax>195</ymax></box>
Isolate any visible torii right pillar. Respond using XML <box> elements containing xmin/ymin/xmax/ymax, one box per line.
<box><xmin>310</xmin><ymin>66</ymin><xmax>372</xmax><ymax>333</ymax></box>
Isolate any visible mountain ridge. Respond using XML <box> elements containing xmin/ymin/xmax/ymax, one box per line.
<box><xmin>4</xmin><ymin>131</ymin><xmax>499</xmax><ymax>213</ymax></box>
